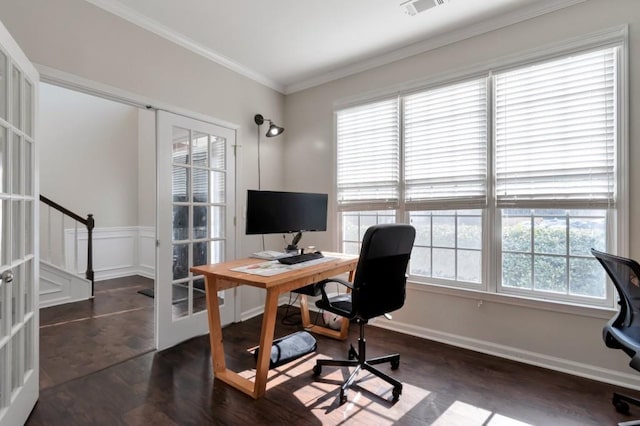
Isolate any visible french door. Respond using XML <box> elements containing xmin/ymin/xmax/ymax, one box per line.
<box><xmin>0</xmin><ymin>19</ymin><xmax>39</xmax><ymax>426</ymax></box>
<box><xmin>156</xmin><ymin>111</ymin><xmax>236</xmax><ymax>350</ymax></box>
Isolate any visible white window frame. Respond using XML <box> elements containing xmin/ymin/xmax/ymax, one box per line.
<box><xmin>334</xmin><ymin>26</ymin><xmax>628</xmax><ymax>310</ymax></box>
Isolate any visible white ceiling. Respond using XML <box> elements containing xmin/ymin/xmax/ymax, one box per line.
<box><xmin>85</xmin><ymin>0</ymin><xmax>585</xmax><ymax>94</ymax></box>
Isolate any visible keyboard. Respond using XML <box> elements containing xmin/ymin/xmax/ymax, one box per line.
<box><xmin>278</xmin><ymin>251</ymin><xmax>324</xmax><ymax>265</ymax></box>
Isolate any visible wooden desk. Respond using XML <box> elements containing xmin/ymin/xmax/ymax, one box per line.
<box><xmin>190</xmin><ymin>253</ymin><xmax>358</xmax><ymax>399</ymax></box>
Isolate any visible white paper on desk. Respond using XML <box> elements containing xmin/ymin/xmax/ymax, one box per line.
<box><xmin>231</xmin><ymin>257</ymin><xmax>337</xmax><ymax>276</ymax></box>
<box><xmin>231</xmin><ymin>261</ymin><xmax>293</xmax><ymax>276</ymax></box>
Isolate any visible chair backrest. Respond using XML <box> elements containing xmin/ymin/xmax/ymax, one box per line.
<box><xmin>351</xmin><ymin>224</ymin><xmax>416</xmax><ymax>320</ymax></box>
<box><xmin>591</xmin><ymin>249</ymin><xmax>640</xmax><ymax>330</ymax></box>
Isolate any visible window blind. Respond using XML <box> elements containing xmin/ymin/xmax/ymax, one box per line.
<box><xmin>337</xmin><ymin>98</ymin><xmax>399</xmax><ymax>206</ymax></box>
<box><xmin>495</xmin><ymin>47</ymin><xmax>616</xmax><ymax>208</ymax></box>
<box><xmin>403</xmin><ymin>78</ymin><xmax>488</xmax><ymax>209</ymax></box>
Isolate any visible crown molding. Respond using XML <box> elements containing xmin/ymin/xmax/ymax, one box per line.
<box><xmin>83</xmin><ymin>0</ymin><xmax>285</xmax><ymax>93</ymax></box>
<box><xmin>83</xmin><ymin>0</ymin><xmax>585</xmax><ymax>96</ymax></box>
<box><xmin>283</xmin><ymin>0</ymin><xmax>587</xmax><ymax>94</ymax></box>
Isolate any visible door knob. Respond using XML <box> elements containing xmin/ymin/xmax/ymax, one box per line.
<box><xmin>1</xmin><ymin>270</ymin><xmax>13</xmax><ymax>283</ymax></box>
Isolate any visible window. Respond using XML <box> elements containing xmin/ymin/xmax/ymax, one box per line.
<box><xmin>336</xmin><ymin>44</ymin><xmax>622</xmax><ymax>307</ymax></box>
<box><xmin>494</xmin><ymin>48</ymin><xmax>615</xmax><ymax>303</ymax></box>
<box><xmin>404</xmin><ymin>78</ymin><xmax>487</xmax><ymax>288</ymax></box>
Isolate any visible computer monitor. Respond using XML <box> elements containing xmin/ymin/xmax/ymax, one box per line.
<box><xmin>245</xmin><ymin>190</ymin><xmax>328</xmax><ymax>238</ymax></box>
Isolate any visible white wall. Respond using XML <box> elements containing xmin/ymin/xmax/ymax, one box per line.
<box><xmin>284</xmin><ymin>0</ymin><xmax>640</xmax><ymax>388</ymax></box>
<box><xmin>137</xmin><ymin>109</ymin><xmax>155</xmax><ymax>228</ymax></box>
<box><xmin>39</xmin><ymin>82</ymin><xmax>139</xmax><ymax>227</ymax></box>
<box><xmin>0</xmin><ymin>0</ymin><xmax>285</xmax><ymax>314</ymax></box>
<box><xmin>39</xmin><ymin>85</ymin><xmax>156</xmax><ymax>282</ymax></box>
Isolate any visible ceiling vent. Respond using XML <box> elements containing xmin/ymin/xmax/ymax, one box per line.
<box><xmin>401</xmin><ymin>0</ymin><xmax>449</xmax><ymax>16</ymax></box>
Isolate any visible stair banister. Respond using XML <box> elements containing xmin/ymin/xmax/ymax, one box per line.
<box><xmin>39</xmin><ymin>195</ymin><xmax>95</xmax><ymax>296</ymax></box>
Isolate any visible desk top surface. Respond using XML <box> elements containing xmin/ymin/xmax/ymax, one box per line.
<box><xmin>190</xmin><ymin>252</ymin><xmax>358</xmax><ymax>290</ymax></box>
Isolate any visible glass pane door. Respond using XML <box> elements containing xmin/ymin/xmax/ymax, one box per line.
<box><xmin>156</xmin><ymin>111</ymin><xmax>235</xmax><ymax>351</ymax></box>
<box><xmin>171</xmin><ymin>128</ymin><xmax>228</xmax><ymax>318</ymax></box>
<box><xmin>0</xmin><ymin>17</ymin><xmax>39</xmax><ymax>426</ymax></box>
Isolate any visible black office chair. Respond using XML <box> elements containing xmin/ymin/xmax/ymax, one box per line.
<box><xmin>592</xmin><ymin>249</ymin><xmax>640</xmax><ymax>424</ymax></box>
<box><xmin>312</xmin><ymin>224</ymin><xmax>416</xmax><ymax>404</ymax></box>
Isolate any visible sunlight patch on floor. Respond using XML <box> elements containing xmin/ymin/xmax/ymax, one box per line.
<box><xmin>341</xmin><ymin>382</ymin><xmax>430</xmax><ymax>424</ymax></box>
<box><xmin>432</xmin><ymin>401</ymin><xmax>533</xmax><ymax>426</ymax></box>
<box><xmin>237</xmin><ymin>369</ymin><xmax>256</xmax><ymax>381</ymax></box>
<box><xmin>292</xmin><ymin>361</ymin><xmax>431</xmax><ymax>425</ymax></box>
<box><xmin>267</xmin><ymin>352</ymin><xmax>319</xmax><ymax>387</ymax></box>
<box><xmin>235</xmin><ymin>352</ymin><xmax>318</xmax><ymax>386</ymax></box>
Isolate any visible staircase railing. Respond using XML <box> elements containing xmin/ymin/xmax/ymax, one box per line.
<box><xmin>39</xmin><ymin>195</ymin><xmax>95</xmax><ymax>296</ymax></box>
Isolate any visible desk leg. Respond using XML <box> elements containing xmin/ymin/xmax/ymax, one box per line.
<box><xmin>299</xmin><ymin>294</ymin><xmax>312</xmax><ymax>326</ymax></box>
<box><xmin>253</xmin><ymin>288</ymin><xmax>280</xmax><ymax>398</ymax></box>
<box><xmin>204</xmin><ymin>276</ymin><xmax>226</xmax><ymax>373</ymax></box>
<box><xmin>204</xmin><ymin>276</ymin><xmax>260</xmax><ymax>398</ymax></box>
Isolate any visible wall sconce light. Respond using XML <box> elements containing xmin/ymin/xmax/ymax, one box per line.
<box><xmin>254</xmin><ymin>114</ymin><xmax>284</xmax><ymax>137</ymax></box>
<box><xmin>254</xmin><ymin>113</ymin><xmax>284</xmax><ymax>250</ymax></box>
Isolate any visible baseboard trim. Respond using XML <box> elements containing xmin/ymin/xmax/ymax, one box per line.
<box><xmin>94</xmin><ymin>266</ymin><xmax>138</xmax><ymax>282</ymax></box>
<box><xmin>135</xmin><ymin>270</ymin><xmax>155</xmax><ymax>280</ymax></box>
<box><xmin>372</xmin><ymin>319</ymin><xmax>640</xmax><ymax>391</ymax></box>
<box><xmin>241</xmin><ymin>306</ymin><xmax>265</xmax><ymax>322</ymax></box>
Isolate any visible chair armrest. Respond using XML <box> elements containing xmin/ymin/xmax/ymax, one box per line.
<box><xmin>318</xmin><ymin>278</ymin><xmax>353</xmax><ymax>290</ymax></box>
<box><xmin>316</xmin><ymin>278</ymin><xmax>353</xmax><ymax>305</ymax></box>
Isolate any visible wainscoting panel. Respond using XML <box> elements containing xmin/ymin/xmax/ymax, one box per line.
<box><xmin>64</xmin><ymin>226</ymin><xmax>156</xmax><ymax>282</ymax></box>
<box><xmin>138</xmin><ymin>227</ymin><xmax>155</xmax><ymax>279</ymax></box>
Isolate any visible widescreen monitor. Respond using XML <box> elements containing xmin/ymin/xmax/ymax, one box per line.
<box><xmin>245</xmin><ymin>190</ymin><xmax>328</xmax><ymax>235</ymax></box>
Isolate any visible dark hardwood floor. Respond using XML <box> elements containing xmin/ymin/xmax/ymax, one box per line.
<box><xmin>30</xmin><ymin>277</ymin><xmax>640</xmax><ymax>425</ymax></box>
<box><xmin>38</xmin><ymin>276</ymin><xmax>155</xmax><ymax>390</ymax></box>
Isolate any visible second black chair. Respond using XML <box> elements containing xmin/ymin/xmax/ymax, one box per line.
<box><xmin>592</xmin><ymin>249</ymin><xmax>640</xmax><ymax>425</ymax></box>
<box><xmin>312</xmin><ymin>223</ymin><xmax>416</xmax><ymax>404</ymax></box>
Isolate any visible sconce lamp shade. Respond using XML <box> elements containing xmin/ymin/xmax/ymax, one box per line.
<box><xmin>254</xmin><ymin>114</ymin><xmax>284</xmax><ymax>137</ymax></box>
<box><xmin>266</xmin><ymin>122</ymin><xmax>284</xmax><ymax>137</ymax></box>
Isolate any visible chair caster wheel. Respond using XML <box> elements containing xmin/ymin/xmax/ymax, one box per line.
<box><xmin>392</xmin><ymin>386</ymin><xmax>402</xmax><ymax>401</ymax></box>
<box><xmin>613</xmin><ymin>396</ymin><xmax>630</xmax><ymax>414</ymax></box>
<box><xmin>339</xmin><ymin>390</ymin><xmax>347</xmax><ymax>405</ymax></box>
<box><xmin>391</xmin><ymin>358</ymin><xmax>400</xmax><ymax>370</ymax></box>
<box><xmin>313</xmin><ymin>365</ymin><xmax>322</xmax><ymax>377</ymax></box>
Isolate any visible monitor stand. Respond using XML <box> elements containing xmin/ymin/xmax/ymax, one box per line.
<box><xmin>285</xmin><ymin>231</ymin><xmax>303</xmax><ymax>253</ymax></box>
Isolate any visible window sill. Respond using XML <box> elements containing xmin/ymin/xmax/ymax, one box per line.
<box><xmin>407</xmin><ymin>280</ymin><xmax>616</xmax><ymax>320</ymax></box>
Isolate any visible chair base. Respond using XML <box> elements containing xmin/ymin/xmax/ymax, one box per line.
<box><xmin>313</xmin><ymin>341</ymin><xmax>402</xmax><ymax>405</ymax></box>
<box><xmin>614</xmin><ymin>392</ymin><xmax>640</xmax><ymax>425</ymax></box>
